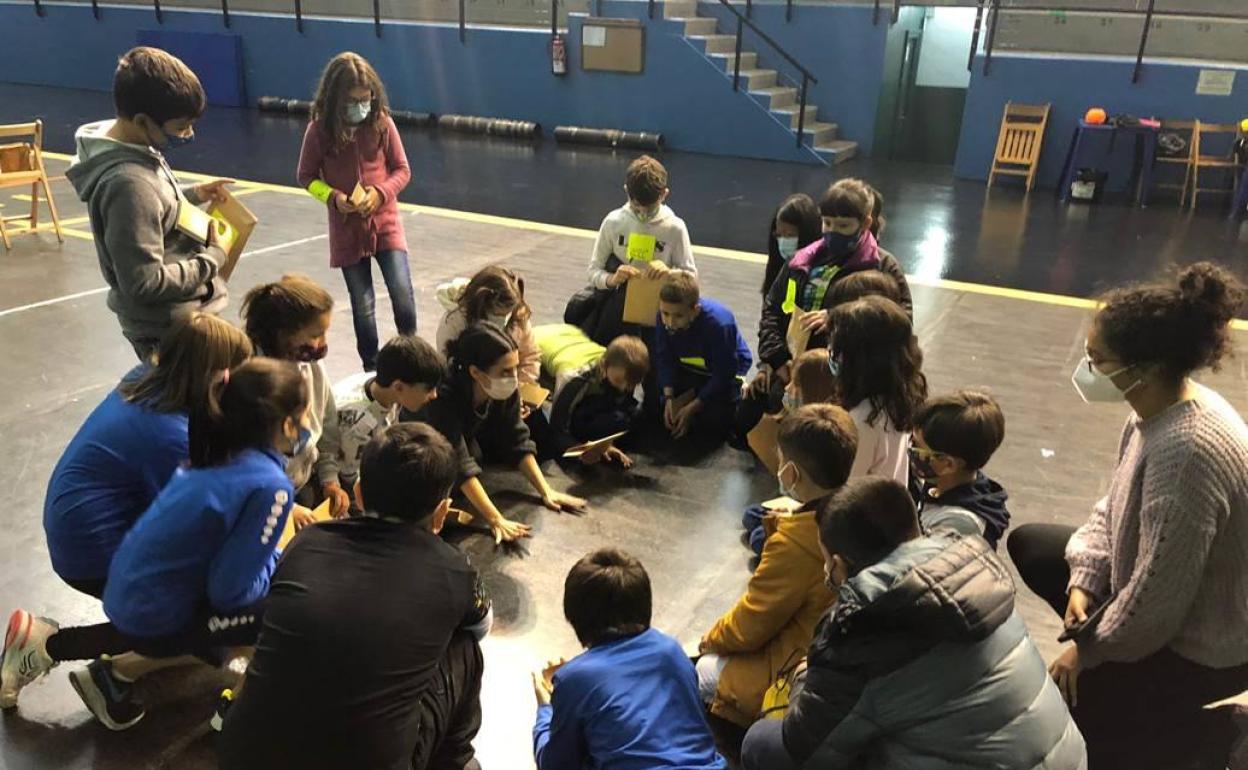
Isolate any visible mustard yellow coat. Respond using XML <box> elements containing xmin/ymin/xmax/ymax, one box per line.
<box><xmin>700</xmin><ymin>509</ymin><xmax>834</xmax><ymax>726</ymax></box>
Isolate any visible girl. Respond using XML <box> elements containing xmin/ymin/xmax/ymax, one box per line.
<box><xmin>1009</xmin><ymin>263</ymin><xmax>1247</xmax><ymax>769</ymax></box>
<box><xmin>760</xmin><ymin>193</ymin><xmax>821</xmax><ymax>298</ymax></box>
<box><xmin>412</xmin><ymin>323</ymin><xmax>586</xmax><ymax>544</ymax></box>
<box><xmin>436</xmin><ymin>265</ymin><xmax>541</xmax><ymax>387</ymax></box>
<box><xmin>297</xmin><ymin>52</ymin><xmax>415</xmax><ymax>372</ymax></box>
<box><xmin>2</xmin><ymin>358</ymin><xmax>310</xmax><ymax>728</ymax></box>
<box><xmin>43</xmin><ymin>313</ymin><xmax>252</xmax><ymax>598</ymax></box>
<box><xmin>828</xmin><ymin>295</ymin><xmax>927</xmax><ymax>484</ymax></box>
<box><xmin>241</xmin><ymin>275</ymin><xmax>349</xmax><ymax>520</ymax></box>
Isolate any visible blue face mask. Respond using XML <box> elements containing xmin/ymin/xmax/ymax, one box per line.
<box><xmin>822</xmin><ymin>230</ymin><xmax>860</xmax><ymax>257</ymax></box>
<box><xmin>287</xmin><ymin>425</ymin><xmax>313</xmax><ymax>458</ymax></box>
<box><xmin>346</xmin><ymin>100</ymin><xmax>371</xmax><ymax>125</ymax></box>
<box><xmin>827</xmin><ymin>355</ymin><xmax>841</xmax><ymax>378</ymax></box>
<box><xmin>781</xmin><ymin>390</ymin><xmax>800</xmax><ymax>413</ymax></box>
<box><xmin>162</xmin><ymin>128</ymin><xmax>195</xmax><ymax>150</ymax></box>
<box><xmin>777</xmin><ymin>236</ymin><xmax>799</xmax><ymax>262</ymax></box>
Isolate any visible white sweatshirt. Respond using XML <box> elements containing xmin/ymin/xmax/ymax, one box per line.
<box><xmin>587</xmin><ymin>204</ymin><xmax>696</xmax><ymax>290</ymax></box>
<box><xmin>848</xmin><ymin>400</ymin><xmax>910</xmax><ymax>486</ymax></box>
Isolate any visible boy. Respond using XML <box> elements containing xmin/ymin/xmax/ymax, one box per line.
<box><xmin>334</xmin><ymin>335</ymin><xmax>446</xmax><ymax>494</ymax></box>
<box><xmin>533</xmin><ymin>548</ymin><xmax>726</xmax><ymax>770</ymax></box>
<box><xmin>908</xmin><ymin>391</ymin><xmax>1010</xmax><ymax>548</ymax></box>
<box><xmin>219</xmin><ymin>423</ymin><xmax>492</xmax><ymax>770</ymax></box>
<box><xmin>741</xmin><ymin>478</ymin><xmax>1085</xmax><ymax>770</ymax></box>
<box><xmin>67</xmin><ymin>46</ymin><xmax>233</xmax><ymax>361</ymax></box>
<box><xmin>653</xmin><ymin>273</ymin><xmax>753</xmax><ymax>440</ymax></box>
<box><xmin>697</xmin><ymin>404</ymin><xmax>858</xmax><ymax>727</ymax></box>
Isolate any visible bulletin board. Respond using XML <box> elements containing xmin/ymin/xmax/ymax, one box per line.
<box><xmin>581</xmin><ymin>18</ymin><xmax>645</xmax><ymax>74</ymax></box>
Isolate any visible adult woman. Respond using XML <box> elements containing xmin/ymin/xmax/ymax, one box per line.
<box><xmin>1008</xmin><ymin>262</ymin><xmax>1247</xmax><ymax>769</ymax></box>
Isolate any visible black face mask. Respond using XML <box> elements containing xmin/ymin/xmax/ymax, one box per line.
<box><xmin>293</xmin><ymin>343</ymin><xmax>329</xmax><ymax>362</ymax></box>
<box><xmin>908</xmin><ymin>446</ymin><xmax>939</xmax><ymax>481</ymax></box>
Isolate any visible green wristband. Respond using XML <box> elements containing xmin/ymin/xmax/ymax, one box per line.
<box><xmin>307</xmin><ymin>179</ymin><xmax>333</xmax><ymax>204</ymax></box>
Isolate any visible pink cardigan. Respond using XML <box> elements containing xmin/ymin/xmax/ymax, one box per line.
<box><xmin>296</xmin><ymin>115</ymin><xmax>411</xmax><ymax>268</ymax></box>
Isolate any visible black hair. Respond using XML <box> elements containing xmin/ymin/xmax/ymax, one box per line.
<box><xmin>763</xmin><ymin>193</ymin><xmax>822</xmax><ymax>295</ymax></box>
<box><xmin>914</xmin><ymin>391</ymin><xmax>1005</xmax><ymax>471</ymax></box>
<box><xmin>113</xmin><ymin>46</ymin><xmax>206</xmax><ymax>125</ymax></box>
<box><xmin>374</xmin><ymin>335</ymin><xmax>446</xmax><ymax>389</ymax></box>
<box><xmin>188</xmin><ymin>358</ymin><xmax>309</xmax><ymax>467</ymax></box>
<box><xmin>359</xmin><ymin>423</ymin><xmax>457</xmax><ymax>522</ymax></box>
<box><xmin>1095</xmin><ymin>262</ymin><xmax>1243</xmax><ymax>382</ymax></box>
<box><xmin>563</xmin><ymin>548</ymin><xmax>652</xmax><ymax>648</ymax></box>
<box><xmin>816</xmin><ymin>477</ymin><xmax>921</xmax><ymax>574</ymax></box>
<box><xmin>240</xmin><ymin>275</ymin><xmax>334</xmax><ymax>359</ymax></box>
<box><xmin>777</xmin><ymin>403</ymin><xmax>859</xmax><ymax>489</ymax></box>
<box><xmin>829</xmin><ymin>296</ymin><xmax>928</xmax><ymax>431</ymax></box>
<box><xmin>446</xmin><ymin>323</ymin><xmax>517</xmax><ymax>378</ymax></box>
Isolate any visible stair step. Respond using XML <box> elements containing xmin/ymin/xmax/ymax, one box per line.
<box><xmin>664</xmin><ymin>0</ymin><xmax>696</xmax><ymax>19</ymax></box>
<box><xmin>710</xmin><ymin>51</ymin><xmax>757</xmax><ymax>71</ymax></box>
<box><xmin>750</xmin><ymin>86</ymin><xmax>796</xmax><ymax>109</ymax></box>
<box><xmin>739</xmin><ymin>68</ymin><xmax>777</xmax><ymax>89</ymax></box>
<box><xmin>814</xmin><ymin>139</ymin><xmax>859</xmax><ymax>165</ymax></box>
<box><xmin>801</xmin><ymin>122</ymin><xmax>839</xmax><ymax>145</ymax></box>
<box><xmin>774</xmin><ymin>104</ymin><xmax>819</xmax><ymax>129</ymax></box>
<box><xmin>680</xmin><ymin>16</ymin><xmax>718</xmax><ymax>35</ymax></box>
<box><xmin>691</xmin><ymin>34</ymin><xmax>736</xmax><ymax>54</ymax></box>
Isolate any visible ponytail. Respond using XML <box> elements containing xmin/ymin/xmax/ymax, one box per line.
<box><xmin>446</xmin><ymin>322</ymin><xmax>517</xmax><ymax>379</ymax></box>
<box><xmin>188</xmin><ymin>357</ymin><xmax>309</xmax><ymax>467</ymax></box>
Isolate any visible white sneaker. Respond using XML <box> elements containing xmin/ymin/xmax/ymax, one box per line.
<box><xmin>0</xmin><ymin>610</ymin><xmax>58</xmax><ymax>708</ymax></box>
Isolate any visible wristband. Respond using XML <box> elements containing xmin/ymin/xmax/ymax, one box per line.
<box><xmin>307</xmin><ymin>179</ymin><xmax>333</xmax><ymax>204</ymax></box>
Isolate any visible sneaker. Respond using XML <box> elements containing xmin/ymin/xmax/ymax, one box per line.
<box><xmin>210</xmin><ymin>688</ymin><xmax>234</xmax><ymax>732</ymax></box>
<box><xmin>68</xmin><ymin>658</ymin><xmax>145</xmax><ymax>731</ymax></box>
<box><xmin>0</xmin><ymin>610</ymin><xmax>58</xmax><ymax>708</ymax></box>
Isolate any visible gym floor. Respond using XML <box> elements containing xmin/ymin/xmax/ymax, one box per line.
<box><xmin>0</xmin><ymin>85</ymin><xmax>1245</xmax><ymax>769</ymax></box>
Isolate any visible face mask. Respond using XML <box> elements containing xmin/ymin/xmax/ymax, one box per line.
<box><xmin>908</xmin><ymin>446</ymin><xmax>939</xmax><ymax>481</ymax></box>
<box><xmin>483</xmin><ymin>374</ymin><xmax>518</xmax><ymax>401</ymax></box>
<box><xmin>294</xmin><ymin>342</ymin><xmax>329</xmax><ymax>363</ymax></box>
<box><xmin>823</xmin><ymin>230</ymin><xmax>860</xmax><ymax>257</ymax></box>
<box><xmin>777</xmin><ymin>236</ymin><xmax>799</xmax><ymax>262</ymax></box>
<box><xmin>286</xmin><ymin>424</ymin><xmax>313</xmax><ymax>458</ymax></box>
<box><xmin>1071</xmin><ymin>356</ymin><xmax>1138</xmax><ymax>404</ymax></box>
<box><xmin>488</xmin><ymin>311</ymin><xmax>513</xmax><ymax>329</ymax></box>
<box><xmin>162</xmin><ymin>128</ymin><xmax>195</xmax><ymax>150</ymax></box>
<box><xmin>632</xmin><ymin>204</ymin><xmax>659</xmax><ymax>222</ymax></box>
<box><xmin>781</xmin><ymin>390</ymin><xmax>800</xmax><ymax>413</ymax></box>
<box><xmin>345</xmin><ymin>100</ymin><xmax>371</xmax><ymax>125</ymax></box>
<box><xmin>827</xmin><ymin>356</ymin><xmax>841</xmax><ymax>379</ymax></box>
<box><xmin>777</xmin><ymin>461</ymin><xmax>798</xmax><ymax>499</ymax></box>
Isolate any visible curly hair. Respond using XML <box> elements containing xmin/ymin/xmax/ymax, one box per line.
<box><xmin>310</xmin><ymin>52</ymin><xmax>391</xmax><ymax>151</ymax></box>
<box><xmin>1095</xmin><ymin>262</ymin><xmax>1243</xmax><ymax>381</ymax></box>
<box><xmin>457</xmin><ymin>266</ymin><xmax>532</xmax><ymax>330</ymax></box>
<box><xmin>829</xmin><ymin>296</ymin><xmax>927</xmax><ymax>431</ymax></box>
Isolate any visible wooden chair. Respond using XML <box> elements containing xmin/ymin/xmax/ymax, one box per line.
<box><xmin>989</xmin><ymin>102</ymin><xmax>1050</xmax><ymax>191</ymax></box>
<box><xmin>1150</xmin><ymin>119</ymin><xmax>1196</xmax><ymax>206</ymax></box>
<box><xmin>0</xmin><ymin>120</ymin><xmax>63</xmax><ymax>251</ymax></box>
<box><xmin>1189</xmin><ymin>120</ymin><xmax>1246</xmax><ymax>211</ymax></box>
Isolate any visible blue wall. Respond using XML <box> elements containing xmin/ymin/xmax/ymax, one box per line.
<box><xmin>955</xmin><ymin>54</ymin><xmax>1248</xmax><ymax>190</ymax></box>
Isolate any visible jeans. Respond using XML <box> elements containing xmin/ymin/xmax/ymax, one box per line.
<box><xmin>340</xmin><ymin>250</ymin><xmax>418</xmax><ymax>371</ymax></box>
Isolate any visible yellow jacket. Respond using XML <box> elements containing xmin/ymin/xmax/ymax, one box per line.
<box><xmin>700</xmin><ymin>507</ymin><xmax>834</xmax><ymax>726</ymax></box>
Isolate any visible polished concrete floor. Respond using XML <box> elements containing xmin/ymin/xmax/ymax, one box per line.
<box><xmin>0</xmin><ymin>153</ymin><xmax>1245</xmax><ymax>769</ymax></box>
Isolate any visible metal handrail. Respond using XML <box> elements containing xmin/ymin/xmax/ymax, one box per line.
<box><xmin>1132</xmin><ymin>0</ymin><xmax>1155</xmax><ymax>83</ymax></box>
<box><xmin>715</xmin><ymin>0</ymin><xmax>817</xmax><ymax>83</ymax></box>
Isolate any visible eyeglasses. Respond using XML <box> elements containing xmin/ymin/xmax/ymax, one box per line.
<box><xmin>907</xmin><ymin>444</ymin><xmax>946</xmax><ymax>462</ymax></box>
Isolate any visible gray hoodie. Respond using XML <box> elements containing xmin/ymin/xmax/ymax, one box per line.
<box><xmin>66</xmin><ymin>120</ymin><xmax>227</xmax><ymax>344</ymax></box>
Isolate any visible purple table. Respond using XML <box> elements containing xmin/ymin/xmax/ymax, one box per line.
<box><xmin>1231</xmin><ymin>162</ymin><xmax>1248</xmax><ymax>220</ymax></box>
<box><xmin>1057</xmin><ymin>121</ymin><xmax>1158</xmax><ymax>207</ymax></box>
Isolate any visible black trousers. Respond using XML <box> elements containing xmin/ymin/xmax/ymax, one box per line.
<box><xmin>410</xmin><ymin>631</ymin><xmax>484</xmax><ymax>770</ymax></box>
<box><xmin>45</xmin><ymin>601</ymin><xmax>265</xmax><ymax>665</ymax></box>
<box><xmin>1008</xmin><ymin>524</ymin><xmax>1248</xmax><ymax>770</ymax></box>
<box><xmin>732</xmin><ymin>375</ymin><xmax>785</xmax><ymax>445</ymax></box>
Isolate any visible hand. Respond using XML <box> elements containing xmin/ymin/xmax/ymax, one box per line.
<box><xmin>532</xmin><ymin>670</ymin><xmax>553</xmax><ymax>707</ymax></box>
<box><xmin>603</xmin><ymin>446</ymin><xmax>633</xmax><ymax>469</ymax></box>
<box><xmin>644</xmin><ymin>260</ymin><xmax>670</xmax><ymax>279</ymax></box>
<box><xmin>322</xmin><ymin>482</ymin><xmax>351</xmax><ymax>518</ymax></box>
<box><xmin>358</xmin><ymin>186</ymin><xmax>383</xmax><ymax>216</ymax></box>
<box><xmin>748</xmin><ymin>369</ymin><xmax>771</xmax><ymax>397</ymax></box>
<box><xmin>490</xmin><ymin>515</ymin><xmax>533</xmax><ymax>545</ymax></box>
<box><xmin>542</xmin><ymin>658</ymin><xmax>567</xmax><ymax>688</ymax></box>
<box><xmin>1065</xmin><ymin>587</ymin><xmax>1092</xmax><ymax>629</ymax></box>
<box><xmin>609</xmin><ymin>265</ymin><xmax>641</xmax><ymax>287</ymax></box>
<box><xmin>291</xmin><ymin>504</ymin><xmax>316</xmax><ymax>531</ymax></box>
<box><xmin>671</xmin><ymin>400</ymin><xmax>703</xmax><ymax>439</ymax></box>
<box><xmin>1048</xmin><ymin>645</ymin><xmax>1082</xmax><ymax>706</ymax></box>
<box><xmin>543</xmin><ymin>491</ymin><xmax>588</xmax><ymax>513</ymax></box>
<box><xmin>663</xmin><ymin>397</ymin><xmax>678</xmax><ymax>431</ymax></box>
<box><xmin>333</xmin><ymin>191</ymin><xmax>356</xmax><ymax>214</ymax></box>
<box><xmin>520</xmin><ymin>402</ymin><xmax>533</xmax><ymax>420</ymax></box>
<box><xmin>801</xmin><ymin>309</ymin><xmax>829</xmax><ymax>333</ymax></box>
<box><xmin>193</xmin><ymin>179</ymin><xmax>234</xmax><ymax>205</ymax></box>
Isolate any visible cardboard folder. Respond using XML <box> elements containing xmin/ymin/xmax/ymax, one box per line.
<box><xmin>175</xmin><ymin>198</ymin><xmax>215</xmax><ymax>244</ymax></box>
<box><xmin>277</xmin><ymin>498</ymin><xmax>332</xmax><ymax>551</ymax></box>
<box><xmin>206</xmin><ymin>190</ymin><xmax>258</xmax><ymax>281</ymax></box>
<box><xmin>519</xmin><ymin>382</ymin><xmax>551</xmax><ymax>409</ymax></box>
<box><xmin>563</xmin><ymin>430</ymin><xmax>628</xmax><ymax>459</ymax></box>
<box><xmin>622</xmin><ymin>276</ymin><xmax>663</xmax><ymax>326</ymax></box>
<box><xmin>349</xmin><ymin>182</ymin><xmax>368</xmax><ymax>208</ymax></box>
<box><xmin>786</xmin><ymin>309</ymin><xmax>812</xmax><ymax>358</ymax></box>
<box><xmin>747</xmin><ymin>414</ymin><xmax>782</xmax><ymax>475</ymax></box>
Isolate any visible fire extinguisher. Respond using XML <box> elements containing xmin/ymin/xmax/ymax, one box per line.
<box><xmin>551</xmin><ymin>33</ymin><xmax>567</xmax><ymax>76</ymax></box>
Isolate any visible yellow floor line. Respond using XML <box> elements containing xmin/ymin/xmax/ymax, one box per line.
<box><xmin>40</xmin><ymin>152</ymin><xmax>1245</xmax><ymax>329</ymax></box>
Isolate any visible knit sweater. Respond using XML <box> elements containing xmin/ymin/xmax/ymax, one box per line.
<box><xmin>1066</xmin><ymin>384</ymin><xmax>1248</xmax><ymax>669</ymax></box>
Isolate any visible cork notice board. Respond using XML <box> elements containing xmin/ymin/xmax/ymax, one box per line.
<box><xmin>581</xmin><ymin>18</ymin><xmax>645</xmax><ymax>74</ymax></box>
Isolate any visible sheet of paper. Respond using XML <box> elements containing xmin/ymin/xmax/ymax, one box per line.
<box><xmin>583</xmin><ymin>25</ymin><xmax>607</xmax><ymax>47</ymax></box>
<box><xmin>562</xmin><ymin>430</ymin><xmax>628</xmax><ymax>459</ymax></box>
<box><xmin>786</xmin><ymin>309</ymin><xmax>811</xmax><ymax>358</ymax></box>
<box><xmin>622</xmin><ymin>276</ymin><xmax>663</xmax><ymax>326</ymax></box>
<box><xmin>277</xmin><ymin>498</ymin><xmax>332</xmax><ymax>551</ymax></box>
<box><xmin>760</xmin><ymin>495</ymin><xmax>801</xmax><ymax>513</ymax></box>
<box><xmin>519</xmin><ymin>382</ymin><xmax>550</xmax><ymax>408</ymax></box>
<box><xmin>747</xmin><ymin>414</ymin><xmax>782</xmax><ymax>475</ymax></box>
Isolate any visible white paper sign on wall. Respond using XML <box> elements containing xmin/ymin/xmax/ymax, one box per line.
<box><xmin>1196</xmin><ymin>69</ymin><xmax>1235</xmax><ymax>97</ymax></box>
<box><xmin>583</xmin><ymin>25</ymin><xmax>607</xmax><ymax>47</ymax></box>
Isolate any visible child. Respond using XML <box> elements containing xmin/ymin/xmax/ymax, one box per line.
<box><xmin>437</xmin><ymin>265</ymin><xmax>540</xmax><ymax>385</ymax></box>
<box><xmin>741</xmin><ymin>478</ymin><xmax>1085</xmax><ymax>770</ymax></box>
<box><xmin>653</xmin><ymin>273</ymin><xmax>753</xmax><ymax>440</ymax></box>
<box><xmin>241</xmin><ymin>275</ymin><xmax>347</xmax><ymax>521</ymax></box>
<box><xmin>333</xmin><ymin>334</ymin><xmax>445</xmax><ymax>495</ymax></box>
<box><xmin>697</xmin><ymin>404</ymin><xmax>859</xmax><ymax>727</ymax></box>
<box><xmin>66</xmin><ymin>46</ymin><xmax>235</xmax><ymax>361</ymax></box>
<box><xmin>411</xmin><ymin>324</ymin><xmax>586</xmax><ymax>544</ymax></box>
<box><xmin>219</xmin><ymin>423</ymin><xmax>492</xmax><ymax>770</ymax></box>
<box><xmin>539</xmin><ymin>329</ymin><xmax>650</xmax><ymax>466</ymax></box>
<box><xmin>2</xmin><ymin>358</ymin><xmax>308</xmax><ymax>727</ymax></box>
<box><xmin>761</xmin><ymin>193</ymin><xmax>822</xmax><ymax>299</ymax></box>
<box><xmin>753</xmin><ymin>179</ymin><xmax>912</xmax><ymax>419</ymax></box>
<box><xmin>533</xmin><ymin>548</ymin><xmax>726</xmax><ymax>770</ymax></box>
<box><xmin>573</xmin><ymin>155</ymin><xmax>697</xmax><ymax>345</ymax></box>
<box><xmin>910</xmin><ymin>391</ymin><xmax>1010</xmax><ymax>549</ymax></box>
<box><xmin>829</xmin><ymin>295</ymin><xmax>927</xmax><ymax>484</ymax></box>
<box><xmin>297</xmin><ymin>52</ymin><xmax>415</xmax><ymax>372</ymax></box>
<box><xmin>43</xmin><ymin>313</ymin><xmax>251</xmax><ymax>598</ymax></box>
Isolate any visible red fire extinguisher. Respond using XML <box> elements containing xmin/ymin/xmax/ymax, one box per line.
<box><xmin>551</xmin><ymin>33</ymin><xmax>567</xmax><ymax>76</ymax></box>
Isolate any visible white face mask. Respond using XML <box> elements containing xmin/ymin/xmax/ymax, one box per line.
<box><xmin>777</xmin><ymin>236</ymin><xmax>799</xmax><ymax>262</ymax></box>
<box><xmin>1071</xmin><ymin>355</ymin><xmax>1139</xmax><ymax>403</ymax></box>
<box><xmin>483</xmin><ymin>374</ymin><xmax>519</xmax><ymax>401</ymax></box>
<box><xmin>487</xmin><ymin>311</ymin><xmax>513</xmax><ymax>329</ymax></box>
<box><xmin>777</xmin><ymin>461</ymin><xmax>798</xmax><ymax>499</ymax></box>
<box><xmin>345</xmin><ymin>100</ymin><xmax>371</xmax><ymax>125</ymax></box>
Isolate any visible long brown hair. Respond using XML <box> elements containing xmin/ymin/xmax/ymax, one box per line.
<box><xmin>241</xmin><ymin>274</ymin><xmax>334</xmax><ymax>359</ymax></box>
<box><xmin>457</xmin><ymin>266</ymin><xmax>532</xmax><ymax>330</ymax></box>
<box><xmin>829</xmin><ymin>296</ymin><xmax>927</xmax><ymax>431</ymax></box>
<box><xmin>120</xmin><ymin>312</ymin><xmax>252</xmax><ymax>413</ymax></box>
<box><xmin>791</xmin><ymin>348</ymin><xmax>836</xmax><ymax>406</ymax></box>
<box><xmin>310</xmin><ymin>52</ymin><xmax>390</xmax><ymax>149</ymax></box>
<box><xmin>189</xmin><ymin>358</ymin><xmax>309</xmax><ymax>468</ymax></box>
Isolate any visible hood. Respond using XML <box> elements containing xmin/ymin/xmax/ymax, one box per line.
<box><xmin>435</xmin><ymin>277</ymin><xmax>470</xmax><ymax>312</ymax></box>
<box><xmin>790</xmin><ymin>229</ymin><xmax>881</xmax><ymax>276</ymax></box>
<box><xmin>623</xmin><ymin>202</ymin><xmax>676</xmax><ymax>227</ymax></box>
<box><xmin>774</xmin><ymin>509</ymin><xmax>825</xmax><ymax>562</ymax></box>
<box><xmin>66</xmin><ymin>120</ymin><xmax>165</xmax><ymax>202</ymax></box>
<box><xmin>830</xmin><ymin>534</ymin><xmax>1014</xmax><ymax>646</ymax></box>
<box><xmin>922</xmin><ymin>472</ymin><xmax>1011</xmax><ymax>545</ymax></box>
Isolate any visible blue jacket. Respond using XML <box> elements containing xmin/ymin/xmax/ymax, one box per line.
<box><xmin>533</xmin><ymin>628</ymin><xmax>726</xmax><ymax>770</ymax></box>
<box><xmin>44</xmin><ymin>371</ymin><xmax>188</xmax><ymax>581</ymax></box>
<box><xmin>653</xmin><ymin>298</ymin><xmax>752</xmax><ymax>405</ymax></box>
<box><xmin>103</xmin><ymin>448</ymin><xmax>294</xmax><ymax>638</ymax></box>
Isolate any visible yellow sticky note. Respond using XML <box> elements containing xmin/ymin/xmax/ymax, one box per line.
<box><xmin>627</xmin><ymin>233</ymin><xmax>657</xmax><ymax>262</ymax></box>
<box><xmin>781</xmin><ymin>278</ymin><xmax>798</xmax><ymax>315</ymax></box>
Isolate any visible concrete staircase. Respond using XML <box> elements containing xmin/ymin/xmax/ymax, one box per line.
<box><xmin>665</xmin><ymin>0</ymin><xmax>857</xmax><ymax>164</ymax></box>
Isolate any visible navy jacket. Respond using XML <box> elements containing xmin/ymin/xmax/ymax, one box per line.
<box><xmin>653</xmin><ymin>298</ymin><xmax>752</xmax><ymax>405</ymax></box>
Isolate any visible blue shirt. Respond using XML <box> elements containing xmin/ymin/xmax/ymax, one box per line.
<box><xmin>652</xmin><ymin>298</ymin><xmax>753</xmax><ymax>405</ymax></box>
<box><xmin>533</xmin><ymin>628</ymin><xmax>726</xmax><ymax>770</ymax></box>
<box><xmin>103</xmin><ymin>448</ymin><xmax>293</xmax><ymax>638</ymax></box>
<box><xmin>43</xmin><ymin>372</ymin><xmax>188</xmax><ymax>581</ymax></box>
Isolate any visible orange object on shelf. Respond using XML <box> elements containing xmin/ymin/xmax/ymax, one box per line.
<box><xmin>1085</xmin><ymin>108</ymin><xmax>1108</xmax><ymax>125</ymax></box>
